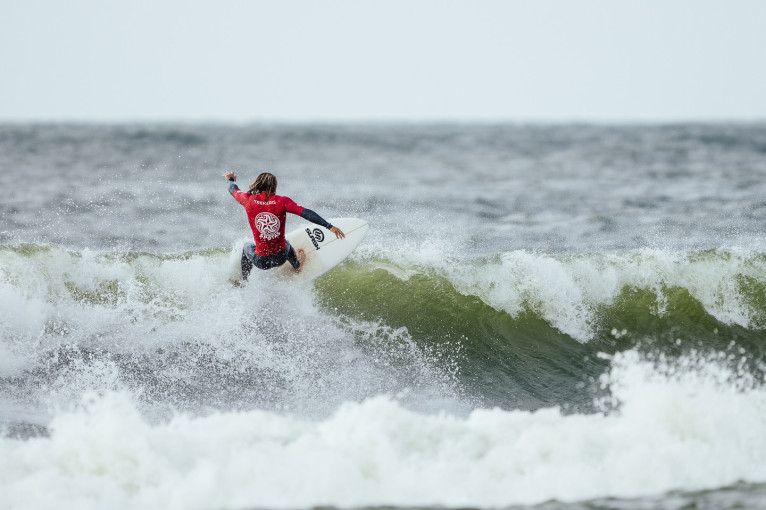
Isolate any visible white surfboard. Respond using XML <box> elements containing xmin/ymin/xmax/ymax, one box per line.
<box><xmin>279</xmin><ymin>217</ymin><xmax>368</xmax><ymax>282</ymax></box>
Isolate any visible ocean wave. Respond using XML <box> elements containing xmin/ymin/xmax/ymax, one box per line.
<box><xmin>6</xmin><ymin>243</ymin><xmax>766</xmax><ymax>350</ymax></box>
<box><xmin>4</xmin><ymin>243</ymin><xmax>766</xmax><ymax>412</ymax></box>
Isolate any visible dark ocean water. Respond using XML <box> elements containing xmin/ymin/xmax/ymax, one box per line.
<box><xmin>1</xmin><ymin>123</ymin><xmax>766</xmax><ymax>509</ymax></box>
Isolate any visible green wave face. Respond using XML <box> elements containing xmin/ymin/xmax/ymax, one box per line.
<box><xmin>315</xmin><ymin>250</ymin><xmax>766</xmax><ymax>410</ymax></box>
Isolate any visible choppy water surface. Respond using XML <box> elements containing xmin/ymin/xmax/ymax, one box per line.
<box><xmin>1</xmin><ymin>123</ymin><xmax>766</xmax><ymax>510</ymax></box>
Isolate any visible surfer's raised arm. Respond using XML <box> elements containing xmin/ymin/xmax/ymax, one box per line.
<box><xmin>222</xmin><ymin>171</ymin><xmax>345</xmax><ymax>279</ymax></box>
<box><xmin>224</xmin><ymin>172</ymin><xmax>240</xmax><ymax>196</ymax></box>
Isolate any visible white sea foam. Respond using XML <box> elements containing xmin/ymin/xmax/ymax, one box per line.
<box><xmin>2</xmin><ymin>350</ymin><xmax>765</xmax><ymax>510</ymax></box>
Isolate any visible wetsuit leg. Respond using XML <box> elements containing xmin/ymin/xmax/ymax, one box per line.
<box><xmin>241</xmin><ymin>242</ymin><xmax>255</xmax><ymax>280</ymax></box>
<box><xmin>286</xmin><ymin>241</ymin><xmax>301</xmax><ymax>269</ymax></box>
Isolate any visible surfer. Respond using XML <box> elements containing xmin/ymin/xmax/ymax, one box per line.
<box><xmin>223</xmin><ymin>171</ymin><xmax>345</xmax><ymax>279</ymax></box>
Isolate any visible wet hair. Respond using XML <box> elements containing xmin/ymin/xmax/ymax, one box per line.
<box><xmin>248</xmin><ymin>172</ymin><xmax>278</xmax><ymax>197</ymax></box>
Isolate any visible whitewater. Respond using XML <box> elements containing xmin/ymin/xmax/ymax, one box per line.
<box><xmin>2</xmin><ymin>123</ymin><xmax>766</xmax><ymax>510</ymax></box>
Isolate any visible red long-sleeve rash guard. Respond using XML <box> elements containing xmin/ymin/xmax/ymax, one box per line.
<box><xmin>232</xmin><ymin>188</ymin><xmax>305</xmax><ymax>256</ymax></box>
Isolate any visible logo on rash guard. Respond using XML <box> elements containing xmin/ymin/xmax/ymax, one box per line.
<box><xmin>255</xmin><ymin>212</ymin><xmax>281</xmax><ymax>240</ymax></box>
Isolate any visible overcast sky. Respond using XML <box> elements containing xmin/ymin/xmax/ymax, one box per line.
<box><xmin>1</xmin><ymin>0</ymin><xmax>765</xmax><ymax>122</ymax></box>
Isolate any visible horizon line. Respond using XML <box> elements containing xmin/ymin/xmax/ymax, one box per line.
<box><xmin>2</xmin><ymin>116</ymin><xmax>766</xmax><ymax>126</ymax></box>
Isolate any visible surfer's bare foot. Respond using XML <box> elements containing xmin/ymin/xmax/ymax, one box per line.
<box><xmin>294</xmin><ymin>248</ymin><xmax>306</xmax><ymax>272</ymax></box>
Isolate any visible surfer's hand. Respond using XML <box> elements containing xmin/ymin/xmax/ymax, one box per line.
<box><xmin>330</xmin><ymin>226</ymin><xmax>345</xmax><ymax>239</ymax></box>
<box><xmin>223</xmin><ymin>172</ymin><xmax>237</xmax><ymax>181</ymax></box>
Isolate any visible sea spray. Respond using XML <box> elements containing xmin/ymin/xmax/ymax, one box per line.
<box><xmin>0</xmin><ymin>243</ymin><xmax>460</xmax><ymax>424</ymax></box>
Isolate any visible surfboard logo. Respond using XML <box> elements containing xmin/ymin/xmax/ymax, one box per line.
<box><xmin>306</xmin><ymin>228</ymin><xmax>323</xmax><ymax>250</ymax></box>
<box><xmin>255</xmin><ymin>212</ymin><xmax>281</xmax><ymax>240</ymax></box>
